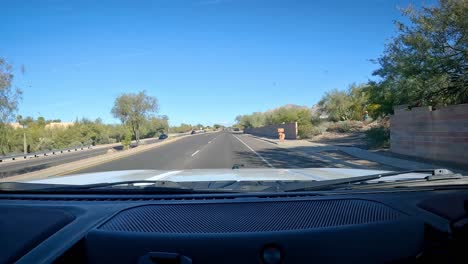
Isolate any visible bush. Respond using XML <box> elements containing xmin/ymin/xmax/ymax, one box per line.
<box><xmin>297</xmin><ymin>121</ymin><xmax>330</xmax><ymax>138</ymax></box>
<box><xmin>326</xmin><ymin>121</ymin><xmax>363</xmax><ymax>133</ymax></box>
<box><xmin>366</xmin><ymin>127</ymin><xmax>390</xmax><ymax>149</ymax></box>
<box><xmin>311</xmin><ymin>125</ymin><xmax>328</xmax><ymax>136</ymax></box>
<box><xmin>298</xmin><ymin>123</ymin><xmax>313</xmax><ymax>138</ymax></box>
<box><xmin>35</xmin><ymin>138</ymin><xmax>55</xmax><ymax>151</ymax></box>
<box><xmin>69</xmin><ymin>141</ymin><xmax>84</xmax><ymax>148</ymax></box>
<box><xmin>122</xmin><ymin>130</ymin><xmax>132</xmax><ymax>150</ymax></box>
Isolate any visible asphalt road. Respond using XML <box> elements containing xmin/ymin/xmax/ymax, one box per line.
<box><xmin>0</xmin><ymin>138</ymin><xmax>163</xmax><ymax>178</ymax></box>
<box><xmin>76</xmin><ymin>132</ymin><xmax>329</xmax><ymax>174</ymax></box>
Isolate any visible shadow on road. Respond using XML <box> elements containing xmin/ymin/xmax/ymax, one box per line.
<box><xmin>309</xmin><ymin>133</ymin><xmax>369</xmax><ymax>149</ymax></box>
<box><xmin>233</xmin><ymin>147</ymin><xmax>327</xmax><ymax>169</ymax></box>
<box><xmin>234</xmin><ymin>145</ymin><xmax>397</xmax><ymax>170</ymax></box>
<box><xmin>0</xmin><ymin>164</ymin><xmax>49</xmax><ymax>179</ymax></box>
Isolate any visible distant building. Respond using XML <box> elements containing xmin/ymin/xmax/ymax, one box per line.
<box><xmin>8</xmin><ymin>122</ymin><xmax>23</xmax><ymax>129</ymax></box>
<box><xmin>8</xmin><ymin>121</ymin><xmax>74</xmax><ymax>129</ymax></box>
<box><xmin>45</xmin><ymin>122</ymin><xmax>74</xmax><ymax>129</ymax></box>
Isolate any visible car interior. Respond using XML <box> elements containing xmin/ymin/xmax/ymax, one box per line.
<box><xmin>1</xmin><ymin>187</ymin><xmax>468</xmax><ymax>264</ymax></box>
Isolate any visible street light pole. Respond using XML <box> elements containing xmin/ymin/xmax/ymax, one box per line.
<box><xmin>22</xmin><ymin>125</ymin><xmax>27</xmax><ymax>154</ymax></box>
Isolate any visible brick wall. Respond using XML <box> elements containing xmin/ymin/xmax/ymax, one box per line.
<box><xmin>390</xmin><ymin>104</ymin><xmax>468</xmax><ymax>165</ymax></box>
<box><xmin>244</xmin><ymin>122</ymin><xmax>298</xmax><ymax>140</ymax></box>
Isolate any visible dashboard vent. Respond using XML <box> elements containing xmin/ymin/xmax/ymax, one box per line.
<box><xmin>98</xmin><ymin>199</ymin><xmax>403</xmax><ymax>233</ymax></box>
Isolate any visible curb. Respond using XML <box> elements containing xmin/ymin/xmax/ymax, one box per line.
<box><xmin>248</xmin><ymin>135</ymin><xmax>279</xmax><ymax>145</ymax></box>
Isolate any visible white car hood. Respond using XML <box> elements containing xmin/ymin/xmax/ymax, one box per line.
<box><xmin>27</xmin><ymin>168</ymin><xmax>432</xmax><ymax>185</ymax></box>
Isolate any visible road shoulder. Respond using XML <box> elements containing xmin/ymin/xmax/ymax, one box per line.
<box><xmin>242</xmin><ymin>134</ymin><xmax>439</xmax><ymax>171</ymax></box>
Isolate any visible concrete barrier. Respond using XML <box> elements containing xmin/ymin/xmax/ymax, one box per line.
<box><xmin>244</xmin><ymin>122</ymin><xmax>298</xmax><ymax>140</ymax></box>
<box><xmin>390</xmin><ymin>103</ymin><xmax>468</xmax><ymax>166</ymax></box>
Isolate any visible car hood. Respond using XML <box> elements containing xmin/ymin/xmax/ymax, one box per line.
<box><xmin>26</xmin><ymin>168</ymin><xmax>432</xmax><ymax>185</ymax></box>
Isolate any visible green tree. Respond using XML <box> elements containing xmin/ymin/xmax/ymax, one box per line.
<box><xmin>141</xmin><ymin>116</ymin><xmax>169</xmax><ymax>138</ymax></box>
<box><xmin>235</xmin><ymin>105</ymin><xmax>313</xmax><ymax>138</ymax></box>
<box><xmin>111</xmin><ymin>91</ymin><xmax>159</xmax><ymax>144</ymax></box>
<box><xmin>347</xmin><ymin>84</ymin><xmax>370</xmax><ymax>120</ymax></box>
<box><xmin>318</xmin><ymin>84</ymin><xmax>371</xmax><ymax>121</ymax></box>
<box><xmin>170</xmin><ymin>123</ymin><xmax>192</xmax><ymax>133</ymax></box>
<box><xmin>0</xmin><ymin>58</ymin><xmax>22</xmax><ymax>124</ymax></box>
<box><xmin>370</xmin><ymin>0</ymin><xmax>467</xmax><ymax>115</ymax></box>
<box><xmin>36</xmin><ymin>116</ymin><xmax>46</xmax><ymax>127</ymax></box>
<box><xmin>0</xmin><ymin>58</ymin><xmax>22</xmax><ymax>154</ymax></box>
<box><xmin>234</xmin><ymin>112</ymin><xmax>265</xmax><ymax>129</ymax></box>
<box><xmin>122</xmin><ymin>129</ymin><xmax>132</xmax><ymax>150</ymax></box>
<box><xmin>318</xmin><ymin>89</ymin><xmax>353</xmax><ymax>121</ymax></box>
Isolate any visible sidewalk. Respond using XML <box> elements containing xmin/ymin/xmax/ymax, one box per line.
<box><xmin>248</xmin><ymin>135</ymin><xmax>448</xmax><ymax>171</ymax></box>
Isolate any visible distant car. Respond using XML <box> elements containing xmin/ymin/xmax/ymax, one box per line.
<box><xmin>191</xmin><ymin>130</ymin><xmax>196</xmax><ymax>135</ymax></box>
<box><xmin>159</xmin><ymin>134</ymin><xmax>168</xmax><ymax>140</ymax></box>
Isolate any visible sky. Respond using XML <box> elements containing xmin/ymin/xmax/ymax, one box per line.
<box><xmin>1</xmin><ymin>0</ymin><xmax>435</xmax><ymax>126</ymax></box>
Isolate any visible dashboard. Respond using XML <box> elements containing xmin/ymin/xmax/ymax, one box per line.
<box><xmin>1</xmin><ymin>189</ymin><xmax>467</xmax><ymax>264</ymax></box>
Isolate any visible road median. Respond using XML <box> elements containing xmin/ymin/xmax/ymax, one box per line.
<box><xmin>0</xmin><ymin>135</ymin><xmax>189</xmax><ymax>182</ymax></box>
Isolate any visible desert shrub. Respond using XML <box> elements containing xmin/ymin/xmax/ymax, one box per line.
<box><xmin>366</xmin><ymin>127</ymin><xmax>390</xmax><ymax>149</ymax></box>
<box><xmin>326</xmin><ymin>121</ymin><xmax>363</xmax><ymax>133</ymax></box>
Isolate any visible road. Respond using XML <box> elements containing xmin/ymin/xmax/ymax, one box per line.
<box><xmin>0</xmin><ymin>138</ymin><xmax>163</xmax><ymax>178</ymax></box>
<box><xmin>76</xmin><ymin>132</ymin><xmax>329</xmax><ymax>174</ymax></box>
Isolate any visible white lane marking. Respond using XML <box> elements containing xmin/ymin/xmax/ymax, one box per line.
<box><xmin>208</xmin><ymin>141</ymin><xmax>212</xmax><ymax>144</ymax></box>
<box><xmin>134</xmin><ymin>171</ymin><xmax>183</xmax><ymax>186</ymax></box>
<box><xmin>233</xmin><ymin>135</ymin><xmax>275</xmax><ymax>168</ymax></box>
<box><xmin>191</xmin><ymin>150</ymin><xmax>200</xmax><ymax>157</ymax></box>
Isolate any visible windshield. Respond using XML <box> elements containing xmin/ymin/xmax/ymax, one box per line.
<box><xmin>0</xmin><ymin>0</ymin><xmax>467</xmax><ymax>192</ymax></box>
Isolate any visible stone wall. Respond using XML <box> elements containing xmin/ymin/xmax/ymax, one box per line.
<box><xmin>390</xmin><ymin>104</ymin><xmax>468</xmax><ymax>165</ymax></box>
<box><xmin>244</xmin><ymin>122</ymin><xmax>298</xmax><ymax>140</ymax></box>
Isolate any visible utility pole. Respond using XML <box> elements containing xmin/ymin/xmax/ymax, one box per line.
<box><xmin>22</xmin><ymin>124</ymin><xmax>27</xmax><ymax>154</ymax></box>
<box><xmin>17</xmin><ymin>115</ymin><xmax>27</xmax><ymax>154</ymax></box>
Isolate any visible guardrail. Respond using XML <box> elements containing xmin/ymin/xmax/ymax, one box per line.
<box><xmin>0</xmin><ymin>132</ymin><xmax>198</xmax><ymax>163</ymax></box>
<box><xmin>0</xmin><ymin>146</ymin><xmax>92</xmax><ymax>163</ymax></box>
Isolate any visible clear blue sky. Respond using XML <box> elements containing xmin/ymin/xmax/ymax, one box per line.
<box><xmin>2</xmin><ymin>0</ymin><xmax>434</xmax><ymax>126</ymax></box>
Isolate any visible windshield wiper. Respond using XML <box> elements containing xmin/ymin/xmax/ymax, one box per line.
<box><xmin>283</xmin><ymin>169</ymin><xmax>462</xmax><ymax>192</ymax></box>
<box><xmin>0</xmin><ymin>180</ymin><xmax>238</xmax><ymax>194</ymax></box>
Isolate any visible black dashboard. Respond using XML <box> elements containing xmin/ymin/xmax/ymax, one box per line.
<box><xmin>1</xmin><ymin>189</ymin><xmax>467</xmax><ymax>264</ymax></box>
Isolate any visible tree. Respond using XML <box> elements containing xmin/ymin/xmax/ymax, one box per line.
<box><xmin>0</xmin><ymin>58</ymin><xmax>22</xmax><ymax>154</ymax></box>
<box><xmin>140</xmin><ymin>116</ymin><xmax>169</xmax><ymax>138</ymax></box>
<box><xmin>370</xmin><ymin>0</ymin><xmax>467</xmax><ymax>115</ymax></box>
<box><xmin>318</xmin><ymin>84</ymin><xmax>371</xmax><ymax>121</ymax></box>
<box><xmin>0</xmin><ymin>58</ymin><xmax>22</xmax><ymax>124</ymax></box>
<box><xmin>234</xmin><ymin>112</ymin><xmax>265</xmax><ymax>129</ymax></box>
<box><xmin>170</xmin><ymin>123</ymin><xmax>192</xmax><ymax>133</ymax></box>
<box><xmin>122</xmin><ymin>129</ymin><xmax>132</xmax><ymax>150</ymax></box>
<box><xmin>318</xmin><ymin>89</ymin><xmax>353</xmax><ymax>121</ymax></box>
<box><xmin>111</xmin><ymin>91</ymin><xmax>159</xmax><ymax>144</ymax></box>
<box><xmin>235</xmin><ymin>105</ymin><xmax>313</xmax><ymax>138</ymax></box>
<box><xmin>37</xmin><ymin>116</ymin><xmax>46</xmax><ymax>127</ymax></box>
<box><xmin>347</xmin><ymin>84</ymin><xmax>370</xmax><ymax>120</ymax></box>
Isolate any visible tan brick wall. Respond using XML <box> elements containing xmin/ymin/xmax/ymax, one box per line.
<box><xmin>390</xmin><ymin>103</ymin><xmax>468</xmax><ymax>165</ymax></box>
<box><xmin>244</xmin><ymin>122</ymin><xmax>298</xmax><ymax>139</ymax></box>
<box><xmin>45</xmin><ymin>122</ymin><xmax>74</xmax><ymax>129</ymax></box>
